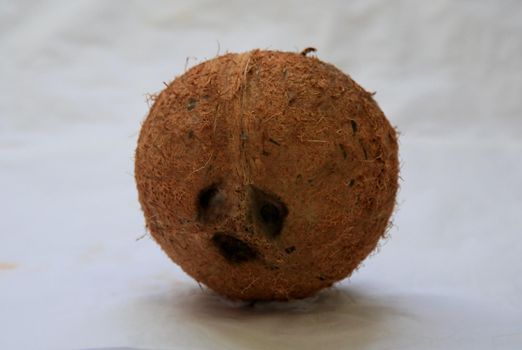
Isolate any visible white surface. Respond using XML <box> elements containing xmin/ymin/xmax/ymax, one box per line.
<box><xmin>1</xmin><ymin>1</ymin><xmax>522</xmax><ymax>349</ymax></box>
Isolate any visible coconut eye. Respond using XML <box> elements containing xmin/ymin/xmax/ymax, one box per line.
<box><xmin>197</xmin><ymin>184</ymin><xmax>225</xmax><ymax>222</ymax></box>
<box><xmin>212</xmin><ymin>232</ymin><xmax>258</xmax><ymax>263</ymax></box>
<box><xmin>249</xmin><ymin>185</ymin><xmax>288</xmax><ymax>238</ymax></box>
<box><xmin>260</xmin><ymin>203</ymin><xmax>282</xmax><ymax>225</ymax></box>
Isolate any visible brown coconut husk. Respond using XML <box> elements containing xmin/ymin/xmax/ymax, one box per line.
<box><xmin>135</xmin><ymin>49</ymin><xmax>399</xmax><ymax>301</ymax></box>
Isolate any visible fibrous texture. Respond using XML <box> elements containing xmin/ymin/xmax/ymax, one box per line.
<box><xmin>135</xmin><ymin>49</ymin><xmax>399</xmax><ymax>301</ymax></box>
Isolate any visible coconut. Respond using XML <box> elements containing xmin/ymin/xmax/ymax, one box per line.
<box><xmin>135</xmin><ymin>49</ymin><xmax>399</xmax><ymax>301</ymax></box>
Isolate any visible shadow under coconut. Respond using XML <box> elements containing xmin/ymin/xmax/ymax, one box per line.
<box><xmin>182</xmin><ymin>287</ymin><xmax>406</xmax><ymax>350</ymax></box>
<box><xmin>116</xmin><ymin>283</ymin><xmax>409</xmax><ymax>350</ymax></box>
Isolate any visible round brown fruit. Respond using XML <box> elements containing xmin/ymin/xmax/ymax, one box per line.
<box><xmin>135</xmin><ymin>49</ymin><xmax>399</xmax><ymax>301</ymax></box>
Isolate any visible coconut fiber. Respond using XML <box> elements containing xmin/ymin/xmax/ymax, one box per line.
<box><xmin>135</xmin><ymin>49</ymin><xmax>399</xmax><ymax>301</ymax></box>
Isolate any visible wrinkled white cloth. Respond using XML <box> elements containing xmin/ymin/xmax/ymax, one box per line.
<box><xmin>1</xmin><ymin>1</ymin><xmax>521</xmax><ymax>349</ymax></box>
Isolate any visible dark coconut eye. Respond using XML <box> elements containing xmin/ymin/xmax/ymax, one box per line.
<box><xmin>212</xmin><ymin>232</ymin><xmax>258</xmax><ymax>263</ymax></box>
<box><xmin>196</xmin><ymin>183</ymin><xmax>225</xmax><ymax>222</ymax></box>
<box><xmin>260</xmin><ymin>203</ymin><xmax>281</xmax><ymax>224</ymax></box>
<box><xmin>249</xmin><ymin>185</ymin><xmax>288</xmax><ymax>238</ymax></box>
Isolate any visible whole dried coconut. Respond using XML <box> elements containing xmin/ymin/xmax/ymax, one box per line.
<box><xmin>135</xmin><ymin>49</ymin><xmax>399</xmax><ymax>301</ymax></box>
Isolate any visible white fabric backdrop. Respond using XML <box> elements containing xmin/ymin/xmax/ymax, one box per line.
<box><xmin>1</xmin><ymin>1</ymin><xmax>521</xmax><ymax>349</ymax></box>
